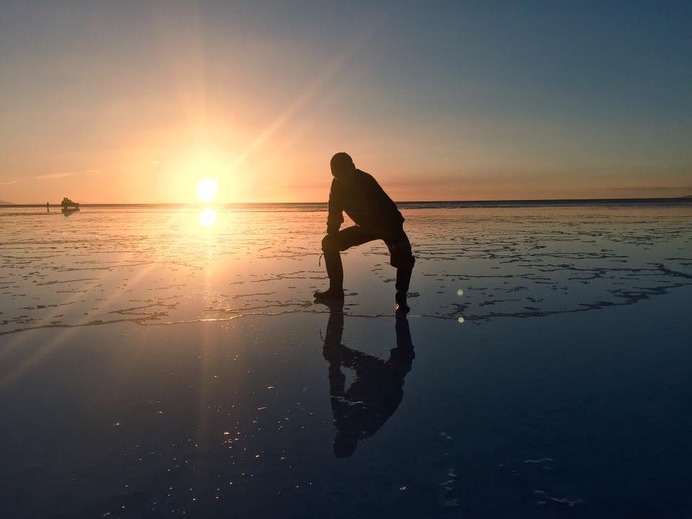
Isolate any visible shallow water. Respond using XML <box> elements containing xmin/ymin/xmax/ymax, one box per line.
<box><xmin>1</xmin><ymin>204</ymin><xmax>690</xmax><ymax>332</ymax></box>
<box><xmin>1</xmin><ymin>203</ymin><xmax>691</xmax><ymax>518</ymax></box>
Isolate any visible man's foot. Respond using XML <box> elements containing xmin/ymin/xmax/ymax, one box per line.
<box><xmin>316</xmin><ymin>298</ymin><xmax>345</xmax><ymax>313</ymax></box>
<box><xmin>395</xmin><ymin>292</ymin><xmax>410</xmax><ymax>314</ymax></box>
<box><xmin>314</xmin><ymin>288</ymin><xmax>345</xmax><ymax>300</ymax></box>
<box><xmin>395</xmin><ymin>301</ymin><xmax>410</xmax><ymax>315</ymax></box>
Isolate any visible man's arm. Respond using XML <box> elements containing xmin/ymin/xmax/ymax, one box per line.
<box><xmin>326</xmin><ymin>179</ymin><xmax>344</xmax><ymax>235</ymax></box>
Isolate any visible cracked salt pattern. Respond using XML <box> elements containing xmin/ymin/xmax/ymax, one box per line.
<box><xmin>1</xmin><ymin>203</ymin><xmax>690</xmax><ymax>335</ymax></box>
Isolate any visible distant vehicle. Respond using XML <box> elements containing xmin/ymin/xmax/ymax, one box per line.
<box><xmin>61</xmin><ymin>197</ymin><xmax>80</xmax><ymax>215</ymax></box>
<box><xmin>61</xmin><ymin>197</ymin><xmax>80</xmax><ymax>209</ymax></box>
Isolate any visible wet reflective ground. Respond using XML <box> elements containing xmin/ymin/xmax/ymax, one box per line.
<box><xmin>1</xmin><ymin>203</ymin><xmax>691</xmax><ymax>518</ymax></box>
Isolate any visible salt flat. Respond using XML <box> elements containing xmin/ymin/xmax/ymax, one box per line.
<box><xmin>1</xmin><ymin>203</ymin><xmax>691</xmax><ymax>518</ymax></box>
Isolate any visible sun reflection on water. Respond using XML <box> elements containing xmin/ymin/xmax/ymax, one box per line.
<box><xmin>198</xmin><ymin>208</ymin><xmax>218</xmax><ymax>228</ymax></box>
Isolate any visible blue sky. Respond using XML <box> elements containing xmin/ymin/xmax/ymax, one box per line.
<box><xmin>1</xmin><ymin>1</ymin><xmax>691</xmax><ymax>203</ymax></box>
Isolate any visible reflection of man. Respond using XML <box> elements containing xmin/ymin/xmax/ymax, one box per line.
<box><xmin>314</xmin><ymin>152</ymin><xmax>415</xmax><ymax>314</ymax></box>
<box><xmin>322</xmin><ymin>301</ymin><xmax>415</xmax><ymax>458</ymax></box>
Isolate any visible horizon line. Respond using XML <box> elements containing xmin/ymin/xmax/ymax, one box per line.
<box><xmin>2</xmin><ymin>195</ymin><xmax>691</xmax><ymax>208</ymax></box>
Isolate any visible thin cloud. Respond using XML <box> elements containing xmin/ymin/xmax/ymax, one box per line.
<box><xmin>34</xmin><ymin>172</ymin><xmax>80</xmax><ymax>180</ymax></box>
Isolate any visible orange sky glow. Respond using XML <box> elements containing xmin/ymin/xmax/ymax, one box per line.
<box><xmin>1</xmin><ymin>3</ymin><xmax>690</xmax><ymax>204</ymax></box>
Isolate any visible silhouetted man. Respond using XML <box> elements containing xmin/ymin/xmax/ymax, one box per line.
<box><xmin>314</xmin><ymin>152</ymin><xmax>415</xmax><ymax>313</ymax></box>
<box><xmin>322</xmin><ymin>301</ymin><xmax>415</xmax><ymax>458</ymax></box>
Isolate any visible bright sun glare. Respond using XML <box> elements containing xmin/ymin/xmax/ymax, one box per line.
<box><xmin>196</xmin><ymin>178</ymin><xmax>219</xmax><ymax>203</ymax></box>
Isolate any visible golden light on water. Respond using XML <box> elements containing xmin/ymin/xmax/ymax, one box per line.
<box><xmin>196</xmin><ymin>178</ymin><xmax>219</xmax><ymax>203</ymax></box>
<box><xmin>198</xmin><ymin>208</ymin><xmax>218</xmax><ymax>227</ymax></box>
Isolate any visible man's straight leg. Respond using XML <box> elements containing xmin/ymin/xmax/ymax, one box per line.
<box><xmin>385</xmin><ymin>227</ymin><xmax>415</xmax><ymax>313</ymax></box>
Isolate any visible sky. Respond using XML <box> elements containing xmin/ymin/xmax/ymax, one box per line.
<box><xmin>1</xmin><ymin>1</ymin><xmax>691</xmax><ymax>204</ymax></box>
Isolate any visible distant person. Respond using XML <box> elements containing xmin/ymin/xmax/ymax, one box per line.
<box><xmin>321</xmin><ymin>301</ymin><xmax>415</xmax><ymax>458</ymax></box>
<box><xmin>314</xmin><ymin>152</ymin><xmax>415</xmax><ymax>313</ymax></box>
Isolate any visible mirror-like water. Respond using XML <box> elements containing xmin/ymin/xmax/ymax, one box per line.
<box><xmin>1</xmin><ymin>203</ymin><xmax>690</xmax><ymax>518</ymax></box>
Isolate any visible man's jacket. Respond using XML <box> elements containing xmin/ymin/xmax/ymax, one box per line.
<box><xmin>326</xmin><ymin>169</ymin><xmax>404</xmax><ymax>234</ymax></box>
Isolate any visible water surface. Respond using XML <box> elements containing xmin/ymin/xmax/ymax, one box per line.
<box><xmin>1</xmin><ymin>202</ymin><xmax>691</xmax><ymax>518</ymax></box>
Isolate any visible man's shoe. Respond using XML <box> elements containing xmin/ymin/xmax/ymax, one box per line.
<box><xmin>395</xmin><ymin>301</ymin><xmax>410</xmax><ymax>315</ymax></box>
<box><xmin>395</xmin><ymin>292</ymin><xmax>410</xmax><ymax>314</ymax></box>
<box><xmin>314</xmin><ymin>288</ymin><xmax>345</xmax><ymax>300</ymax></box>
<box><xmin>316</xmin><ymin>298</ymin><xmax>345</xmax><ymax>313</ymax></box>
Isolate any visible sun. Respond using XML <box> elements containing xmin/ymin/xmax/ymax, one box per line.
<box><xmin>196</xmin><ymin>178</ymin><xmax>219</xmax><ymax>203</ymax></box>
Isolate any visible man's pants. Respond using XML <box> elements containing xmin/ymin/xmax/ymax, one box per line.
<box><xmin>321</xmin><ymin>225</ymin><xmax>415</xmax><ymax>297</ymax></box>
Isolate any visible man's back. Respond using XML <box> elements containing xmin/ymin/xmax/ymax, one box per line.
<box><xmin>327</xmin><ymin>169</ymin><xmax>404</xmax><ymax>231</ymax></box>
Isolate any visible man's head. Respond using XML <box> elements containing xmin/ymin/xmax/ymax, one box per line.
<box><xmin>330</xmin><ymin>152</ymin><xmax>356</xmax><ymax>185</ymax></box>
